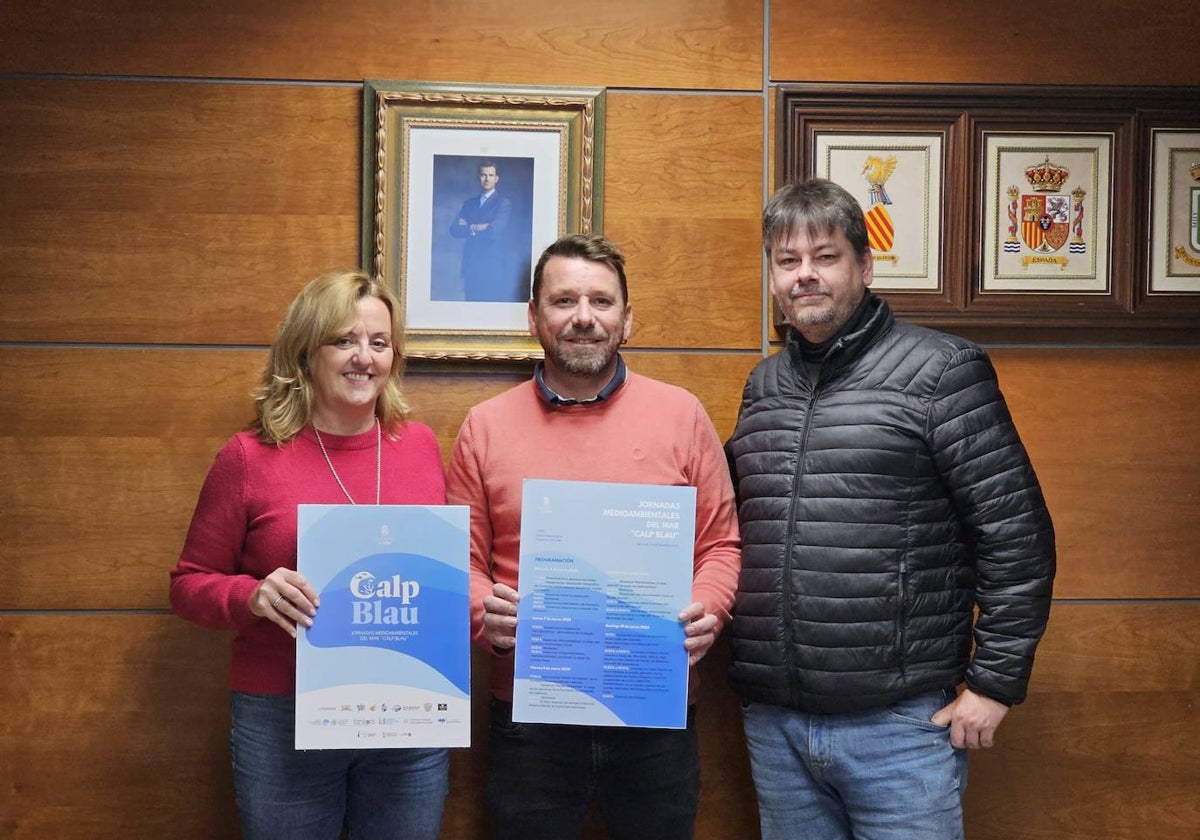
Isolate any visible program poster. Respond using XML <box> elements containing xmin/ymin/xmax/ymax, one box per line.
<box><xmin>513</xmin><ymin>479</ymin><xmax>696</xmax><ymax>729</ymax></box>
<box><xmin>295</xmin><ymin>504</ymin><xmax>470</xmax><ymax>749</ymax></box>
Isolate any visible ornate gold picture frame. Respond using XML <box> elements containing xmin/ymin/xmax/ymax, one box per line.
<box><xmin>362</xmin><ymin>81</ymin><xmax>605</xmax><ymax>360</ymax></box>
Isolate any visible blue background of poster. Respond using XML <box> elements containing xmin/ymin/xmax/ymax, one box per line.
<box><xmin>297</xmin><ymin>505</ymin><xmax>470</xmax><ymax>698</ymax></box>
<box><xmin>514</xmin><ymin>480</ymin><xmax>696</xmax><ymax>728</ymax></box>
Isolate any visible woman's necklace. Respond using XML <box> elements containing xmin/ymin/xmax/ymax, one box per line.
<box><xmin>313</xmin><ymin>418</ymin><xmax>381</xmax><ymax>505</ymax></box>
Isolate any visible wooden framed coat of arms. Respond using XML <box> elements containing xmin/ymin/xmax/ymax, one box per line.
<box><xmin>776</xmin><ymin>83</ymin><xmax>1199</xmax><ymax>343</ymax></box>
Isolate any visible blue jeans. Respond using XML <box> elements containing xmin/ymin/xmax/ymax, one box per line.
<box><xmin>229</xmin><ymin>692</ymin><xmax>448</xmax><ymax>840</ymax></box>
<box><xmin>485</xmin><ymin>699</ymin><xmax>700</xmax><ymax>840</ymax></box>
<box><xmin>742</xmin><ymin>689</ymin><xmax>968</xmax><ymax>840</ymax></box>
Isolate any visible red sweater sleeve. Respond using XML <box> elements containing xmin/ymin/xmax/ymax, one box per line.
<box><xmin>168</xmin><ymin>437</ymin><xmax>260</xmax><ymax>632</ymax></box>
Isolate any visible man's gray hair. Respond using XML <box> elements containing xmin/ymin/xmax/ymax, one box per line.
<box><xmin>762</xmin><ymin>178</ymin><xmax>870</xmax><ymax>260</ymax></box>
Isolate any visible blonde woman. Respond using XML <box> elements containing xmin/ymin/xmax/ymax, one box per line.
<box><xmin>170</xmin><ymin>271</ymin><xmax>448</xmax><ymax>839</ymax></box>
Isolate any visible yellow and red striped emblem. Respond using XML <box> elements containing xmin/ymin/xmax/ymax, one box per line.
<box><xmin>865</xmin><ymin>204</ymin><xmax>894</xmax><ymax>252</ymax></box>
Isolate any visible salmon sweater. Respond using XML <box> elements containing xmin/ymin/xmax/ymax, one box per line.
<box><xmin>169</xmin><ymin>422</ymin><xmax>446</xmax><ymax>694</ymax></box>
<box><xmin>446</xmin><ymin>370</ymin><xmax>741</xmax><ymax>702</ymax></box>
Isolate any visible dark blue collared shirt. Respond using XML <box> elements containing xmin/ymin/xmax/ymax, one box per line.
<box><xmin>533</xmin><ymin>355</ymin><xmax>627</xmax><ymax>406</ymax></box>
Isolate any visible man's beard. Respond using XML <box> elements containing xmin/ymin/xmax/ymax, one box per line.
<box><xmin>785</xmin><ymin>305</ymin><xmax>836</xmax><ymax>330</ymax></box>
<box><xmin>547</xmin><ymin>329</ymin><xmax>619</xmax><ymax>376</ymax></box>
<box><xmin>779</xmin><ymin>285</ymin><xmax>835</xmax><ymax>331</ymax></box>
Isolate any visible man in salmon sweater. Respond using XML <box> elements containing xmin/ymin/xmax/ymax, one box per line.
<box><xmin>446</xmin><ymin>233</ymin><xmax>741</xmax><ymax>840</ymax></box>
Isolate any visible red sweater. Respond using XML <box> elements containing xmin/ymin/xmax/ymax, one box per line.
<box><xmin>446</xmin><ymin>370</ymin><xmax>741</xmax><ymax>702</ymax></box>
<box><xmin>169</xmin><ymin>423</ymin><xmax>446</xmax><ymax>694</ymax></box>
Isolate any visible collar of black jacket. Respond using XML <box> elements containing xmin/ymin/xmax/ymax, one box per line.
<box><xmin>786</xmin><ymin>291</ymin><xmax>893</xmax><ymax>376</ymax></box>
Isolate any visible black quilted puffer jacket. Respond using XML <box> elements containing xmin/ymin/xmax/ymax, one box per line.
<box><xmin>725</xmin><ymin>294</ymin><xmax>1055</xmax><ymax>713</ymax></box>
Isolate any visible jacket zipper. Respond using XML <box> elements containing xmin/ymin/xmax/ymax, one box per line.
<box><xmin>896</xmin><ymin>559</ymin><xmax>907</xmax><ymax>676</ymax></box>
<box><xmin>781</xmin><ymin>365</ymin><xmax>825</xmax><ymax>707</ymax></box>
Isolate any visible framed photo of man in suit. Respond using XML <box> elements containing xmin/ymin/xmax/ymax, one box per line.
<box><xmin>362</xmin><ymin>81</ymin><xmax>606</xmax><ymax>361</ymax></box>
<box><xmin>432</xmin><ymin>155</ymin><xmax>534</xmax><ymax>304</ymax></box>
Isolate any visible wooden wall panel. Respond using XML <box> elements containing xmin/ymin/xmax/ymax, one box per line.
<box><xmin>0</xmin><ymin>82</ymin><xmax>771</xmax><ymax>348</ymax></box>
<box><xmin>0</xmin><ymin>0</ymin><xmax>763</xmax><ymax>90</ymax></box>
<box><xmin>0</xmin><ymin>348</ymin><xmax>262</xmax><ymax>438</ymax></box>
<box><xmin>606</xmin><ymin>94</ymin><xmax>763</xmax><ymax>351</ymax></box>
<box><xmin>990</xmin><ymin>349</ymin><xmax>1200</xmax><ymax>599</ymax></box>
<box><xmin>0</xmin><ymin>80</ymin><xmax>360</xmax><ymax>344</ymax></box>
<box><xmin>0</xmin><ymin>348</ymin><xmax>259</xmax><ymax>608</ymax></box>
<box><xmin>966</xmin><ymin>691</ymin><xmax>1199</xmax><ymax>840</ymax></box>
<box><xmin>2</xmin><ymin>437</ymin><xmax>232</xmax><ymax>609</ymax></box>
<box><xmin>964</xmin><ymin>603</ymin><xmax>1200</xmax><ymax>838</ymax></box>
<box><xmin>1031</xmin><ymin>603</ymin><xmax>1200</xmax><ymax>694</ymax></box>
<box><xmin>769</xmin><ymin>1</ymin><xmax>1200</xmax><ymax>85</ymax></box>
<box><xmin>0</xmin><ymin>615</ymin><xmax>237</xmax><ymax>839</ymax></box>
<box><xmin>965</xmin><ymin>602</ymin><xmax>1200</xmax><ymax>840</ymax></box>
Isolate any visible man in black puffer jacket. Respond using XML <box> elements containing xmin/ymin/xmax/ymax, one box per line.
<box><xmin>725</xmin><ymin>179</ymin><xmax>1055</xmax><ymax>840</ymax></box>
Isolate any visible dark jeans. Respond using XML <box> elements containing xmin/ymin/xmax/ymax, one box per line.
<box><xmin>485</xmin><ymin>699</ymin><xmax>701</xmax><ymax>840</ymax></box>
<box><xmin>229</xmin><ymin>692</ymin><xmax>448</xmax><ymax>840</ymax></box>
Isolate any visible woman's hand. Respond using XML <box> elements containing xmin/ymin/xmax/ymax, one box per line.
<box><xmin>249</xmin><ymin>569</ymin><xmax>320</xmax><ymax>638</ymax></box>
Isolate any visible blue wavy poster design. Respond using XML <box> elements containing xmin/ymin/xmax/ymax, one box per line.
<box><xmin>513</xmin><ymin>479</ymin><xmax>696</xmax><ymax>729</ymax></box>
<box><xmin>295</xmin><ymin>504</ymin><xmax>469</xmax><ymax>749</ymax></box>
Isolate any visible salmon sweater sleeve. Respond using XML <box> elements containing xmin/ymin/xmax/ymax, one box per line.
<box><xmin>446</xmin><ymin>371</ymin><xmax>741</xmax><ymax>702</ymax></box>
